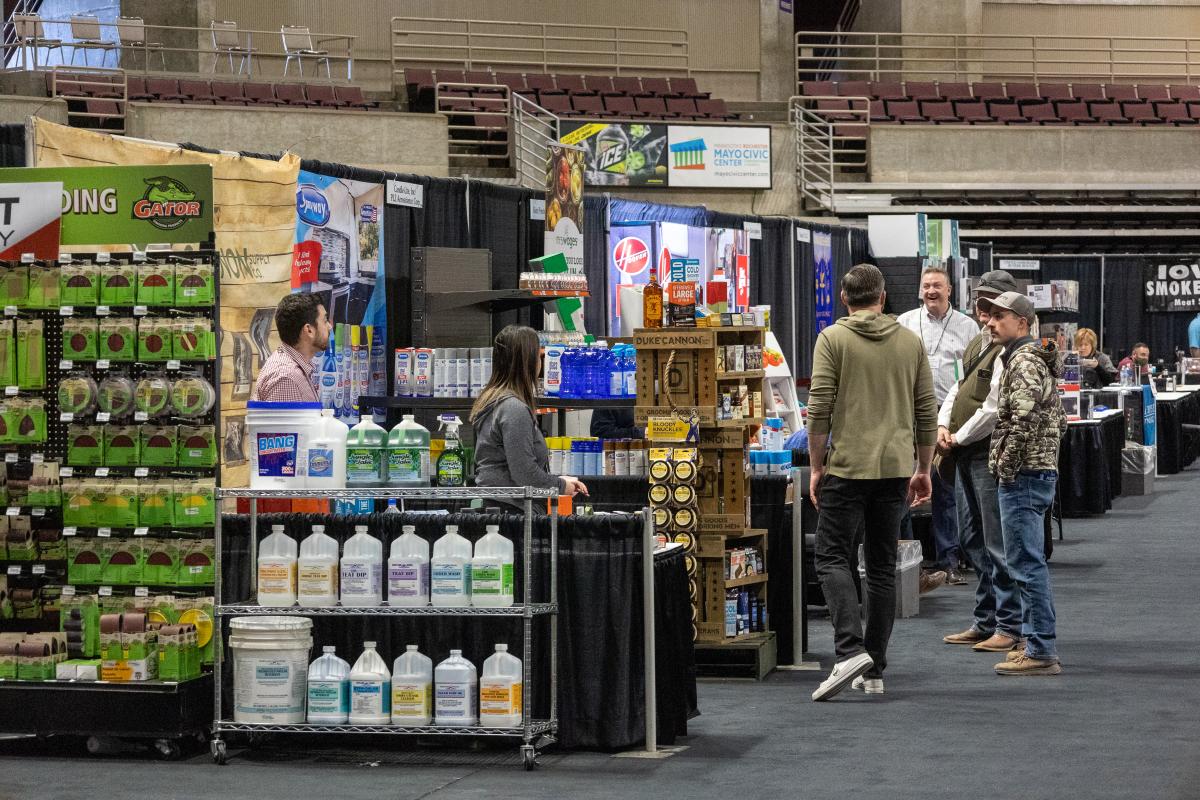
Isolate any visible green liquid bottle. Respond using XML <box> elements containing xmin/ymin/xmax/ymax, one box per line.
<box><xmin>345</xmin><ymin>414</ymin><xmax>387</xmax><ymax>487</ymax></box>
<box><xmin>435</xmin><ymin>415</ymin><xmax>466</xmax><ymax>487</ymax></box>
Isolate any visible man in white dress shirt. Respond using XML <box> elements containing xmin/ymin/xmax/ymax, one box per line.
<box><xmin>897</xmin><ymin>266</ymin><xmax>980</xmax><ymax>584</ymax></box>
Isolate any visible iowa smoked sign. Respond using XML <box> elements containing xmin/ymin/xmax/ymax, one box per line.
<box><xmin>1144</xmin><ymin>261</ymin><xmax>1200</xmax><ymax>312</ymax></box>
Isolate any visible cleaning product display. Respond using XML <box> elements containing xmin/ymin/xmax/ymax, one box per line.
<box><xmin>479</xmin><ymin>644</ymin><xmax>523</xmax><ymax>727</ymax></box>
<box><xmin>387</xmin><ymin>524</ymin><xmax>430</xmax><ymax>606</ymax></box>
<box><xmin>390</xmin><ymin>644</ymin><xmax>433</xmax><ymax>725</ymax></box>
<box><xmin>318</xmin><ymin>324</ymin><xmax>385</xmax><ymax>422</ymax></box>
<box><xmin>434</xmin><ymin>648</ymin><xmax>478</xmax><ymax>726</ymax></box>
<box><xmin>345</xmin><ymin>415</ymin><xmax>387</xmax><ymax>487</ymax></box>
<box><xmin>434</xmin><ymin>415</ymin><xmax>465</xmax><ymax>487</ymax></box>
<box><xmin>297</xmin><ymin>525</ymin><xmax>339</xmax><ymax>607</ymax></box>
<box><xmin>470</xmin><ymin>525</ymin><xmax>514</xmax><ymax>608</ymax></box>
<box><xmin>386</xmin><ymin>415</ymin><xmax>430</xmax><ymax>487</ymax></box>
<box><xmin>340</xmin><ymin>525</ymin><xmax>383</xmax><ymax>606</ymax></box>
<box><xmin>245</xmin><ymin>401</ymin><xmax>325</xmax><ymax>489</ymax></box>
<box><xmin>348</xmin><ymin>640</ymin><xmax>391</xmax><ymax>724</ymax></box>
<box><xmin>306</xmin><ymin>645</ymin><xmax>350</xmax><ymax>724</ymax></box>
<box><xmin>430</xmin><ymin>525</ymin><xmax>472</xmax><ymax>606</ymax></box>
<box><xmin>547</xmin><ymin>437</ymin><xmax>649</xmax><ymax>477</ymax></box>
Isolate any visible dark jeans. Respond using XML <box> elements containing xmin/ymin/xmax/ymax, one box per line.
<box><xmin>931</xmin><ymin>467</ymin><xmax>960</xmax><ymax>568</ymax></box>
<box><xmin>814</xmin><ymin>475</ymin><xmax>909</xmax><ymax>679</ymax></box>
<box><xmin>955</xmin><ymin>447</ymin><xmax>1021</xmax><ymax>638</ymax></box>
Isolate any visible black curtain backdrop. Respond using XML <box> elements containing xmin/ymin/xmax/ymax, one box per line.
<box><xmin>467</xmin><ymin>180</ymin><xmax>543</xmax><ymax>333</ymax></box>
<box><xmin>0</xmin><ymin>124</ymin><xmax>24</xmax><ymax>167</ymax></box>
<box><xmin>1103</xmin><ymin>256</ymin><xmax>1199</xmax><ymax>362</ymax></box>
<box><xmin>582</xmin><ymin>195</ymin><xmax>611</xmax><ymax>336</ymax></box>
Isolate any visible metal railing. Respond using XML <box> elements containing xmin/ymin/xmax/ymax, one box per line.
<box><xmin>512</xmin><ymin>92</ymin><xmax>560</xmax><ymax>190</ymax></box>
<box><xmin>796</xmin><ymin>29</ymin><xmax>1200</xmax><ymax>86</ymax></box>
<box><xmin>391</xmin><ymin>16</ymin><xmax>688</xmax><ymax>91</ymax></box>
<box><xmin>2</xmin><ymin>17</ymin><xmax>356</xmax><ymax>80</ymax></box>
<box><xmin>790</xmin><ymin>95</ymin><xmax>875</xmax><ymax>211</ymax></box>
<box><xmin>436</xmin><ymin>81</ymin><xmax>512</xmax><ymax>164</ymax></box>
<box><xmin>50</xmin><ymin>65</ymin><xmax>127</xmax><ymax>134</ymax></box>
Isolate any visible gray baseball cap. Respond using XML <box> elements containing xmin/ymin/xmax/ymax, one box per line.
<box><xmin>976</xmin><ymin>270</ymin><xmax>1019</xmax><ymax>296</ymax></box>
<box><xmin>988</xmin><ymin>291</ymin><xmax>1036</xmax><ymax>324</ymax></box>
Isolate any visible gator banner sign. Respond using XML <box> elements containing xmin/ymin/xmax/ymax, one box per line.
<box><xmin>0</xmin><ymin>164</ymin><xmax>213</xmax><ymax>245</ymax></box>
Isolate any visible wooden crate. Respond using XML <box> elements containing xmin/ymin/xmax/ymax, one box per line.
<box><xmin>695</xmin><ymin>632</ymin><xmax>778</xmax><ymax>680</ymax></box>
<box><xmin>694</xmin><ymin>529</ymin><xmax>768</xmax><ymax>645</ymax></box>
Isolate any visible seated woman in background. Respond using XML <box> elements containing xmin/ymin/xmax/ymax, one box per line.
<box><xmin>1076</xmin><ymin>327</ymin><xmax>1118</xmax><ymax>389</ymax></box>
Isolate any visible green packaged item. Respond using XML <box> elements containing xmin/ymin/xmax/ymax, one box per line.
<box><xmin>60</xmin><ymin>263</ymin><xmax>100</xmax><ymax>307</ymax></box>
<box><xmin>142</xmin><ymin>538</ymin><xmax>178</xmax><ymax>584</ymax></box>
<box><xmin>67</xmin><ymin>424</ymin><xmax>105</xmax><ymax>466</ymax></box>
<box><xmin>0</xmin><ymin>320</ymin><xmax>14</xmax><ymax>386</ymax></box>
<box><xmin>99</xmin><ymin>263</ymin><xmax>137</xmax><ymax>306</ymax></box>
<box><xmin>174</xmin><ymin>263</ymin><xmax>215</xmax><ymax>306</ymax></box>
<box><xmin>177</xmin><ymin>537</ymin><xmax>214</xmax><ymax>585</ymax></box>
<box><xmin>137</xmin><ymin>480</ymin><xmax>174</xmax><ymax>528</ymax></box>
<box><xmin>134</xmin><ymin>374</ymin><xmax>171</xmax><ymax>418</ymax></box>
<box><xmin>60</xmin><ymin>593</ymin><xmax>101</xmax><ymax>658</ymax></box>
<box><xmin>136</xmin><ymin>262</ymin><xmax>175</xmax><ymax>306</ymax></box>
<box><xmin>177</xmin><ymin>425</ymin><xmax>216</xmax><ymax>467</ymax></box>
<box><xmin>104</xmin><ymin>425</ymin><xmax>139</xmax><ymax>466</ymax></box>
<box><xmin>96</xmin><ymin>375</ymin><xmax>135</xmax><ymax>419</ymax></box>
<box><xmin>26</xmin><ymin>265</ymin><xmax>59</xmax><ymax>309</ymax></box>
<box><xmin>62</xmin><ymin>317</ymin><xmax>99</xmax><ymax>362</ymax></box>
<box><xmin>28</xmin><ymin>462</ymin><xmax>62</xmax><ymax>508</ymax></box>
<box><xmin>1</xmin><ymin>265</ymin><xmax>29</xmax><ymax>308</ymax></box>
<box><xmin>169</xmin><ymin>375</ymin><xmax>214</xmax><ymax>418</ymax></box>
<box><xmin>37</xmin><ymin>528</ymin><xmax>66</xmax><ymax>560</ymax></box>
<box><xmin>102</xmin><ymin>536</ymin><xmax>142</xmax><ymax>585</ymax></box>
<box><xmin>16</xmin><ymin>318</ymin><xmax>45</xmax><ymax>389</ymax></box>
<box><xmin>98</xmin><ymin>317</ymin><xmax>136</xmax><ymax>361</ymax></box>
<box><xmin>62</xmin><ymin>479</ymin><xmax>95</xmax><ymax>527</ymax></box>
<box><xmin>6</xmin><ymin>398</ymin><xmax>46</xmax><ymax>444</ymax></box>
<box><xmin>7</xmin><ymin>519</ymin><xmax>35</xmax><ymax>560</ymax></box>
<box><xmin>172</xmin><ymin>318</ymin><xmax>212</xmax><ymax>360</ymax></box>
<box><xmin>96</xmin><ymin>478</ymin><xmax>138</xmax><ymax>529</ymax></box>
<box><xmin>173</xmin><ymin>478</ymin><xmax>214</xmax><ymax>528</ymax></box>
<box><xmin>140</xmin><ymin>425</ymin><xmax>177</xmax><ymax>466</ymax></box>
<box><xmin>137</xmin><ymin>317</ymin><xmax>173</xmax><ymax>362</ymax></box>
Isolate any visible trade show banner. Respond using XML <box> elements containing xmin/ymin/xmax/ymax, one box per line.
<box><xmin>1144</xmin><ymin>260</ymin><xmax>1200</xmax><ymax>312</ymax></box>
<box><xmin>813</xmin><ymin>231</ymin><xmax>834</xmax><ymax>333</ymax></box>
<box><xmin>544</xmin><ymin>145</ymin><xmax>586</xmax><ymax>331</ymax></box>
<box><xmin>666</xmin><ymin>125</ymin><xmax>772</xmax><ymax>189</ymax></box>
<box><xmin>560</xmin><ymin>122</ymin><xmax>668</xmax><ymax>187</ymax></box>
<box><xmin>31</xmin><ymin>119</ymin><xmax>301</xmax><ymax>487</ymax></box>
<box><xmin>608</xmin><ymin>221</ymin><xmax>657</xmax><ymax>335</ymax></box>
<box><xmin>0</xmin><ymin>180</ymin><xmax>61</xmax><ymax>259</ymax></box>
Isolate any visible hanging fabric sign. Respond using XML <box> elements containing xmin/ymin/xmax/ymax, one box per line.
<box><xmin>1144</xmin><ymin>261</ymin><xmax>1200</xmax><ymax>311</ymax></box>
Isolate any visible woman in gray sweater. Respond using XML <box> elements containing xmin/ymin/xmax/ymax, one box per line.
<box><xmin>470</xmin><ymin>325</ymin><xmax>588</xmax><ymax>498</ymax></box>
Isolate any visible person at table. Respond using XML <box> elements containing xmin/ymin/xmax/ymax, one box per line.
<box><xmin>252</xmin><ymin>293</ymin><xmax>331</xmax><ymax>402</ymax></box>
<box><xmin>1118</xmin><ymin>342</ymin><xmax>1151</xmax><ymax>376</ymax></box>
<box><xmin>1075</xmin><ymin>328</ymin><xmax>1118</xmax><ymax>389</ymax></box>
<box><xmin>590</xmin><ymin>408</ymin><xmax>643</xmax><ymax>440</ymax></box>
<box><xmin>471</xmin><ymin>324</ymin><xmax>588</xmax><ymax>499</ymax></box>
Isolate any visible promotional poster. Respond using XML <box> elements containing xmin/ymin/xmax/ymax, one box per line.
<box><xmin>1144</xmin><ymin>261</ymin><xmax>1200</xmax><ymax>312</ymax></box>
<box><xmin>813</xmin><ymin>231</ymin><xmax>834</xmax><ymax>333</ymax></box>
<box><xmin>560</xmin><ymin>122</ymin><xmax>668</xmax><ymax>187</ymax></box>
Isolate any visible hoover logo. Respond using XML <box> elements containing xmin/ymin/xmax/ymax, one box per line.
<box><xmin>669</xmin><ymin>138</ymin><xmax>706</xmax><ymax>170</ymax></box>
<box><xmin>613</xmin><ymin>236</ymin><xmax>650</xmax><ymax>276</ymax></box>
<box><xmin>132</xmin><ymin>176</ymin><xmax>203</xmax><ymax>231</ymax></box>
<box><xmin>296</xmin><ymin>184</ymin><xmax>331</xmax><ymax>226</ymax></box>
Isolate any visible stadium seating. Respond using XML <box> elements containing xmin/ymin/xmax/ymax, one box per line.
<box><xmin>46</xmin><ymin>72</ymin><xmax>379</xmax><ymax>111</ymax></box>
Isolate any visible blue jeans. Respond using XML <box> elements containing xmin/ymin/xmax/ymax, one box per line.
<box><xmin>998</xmin><ymin>470</ymin><xmax>1059</xmax><ymax>661</ymax></box>
<box><xmin>931</xmin><ymin>467</ymin><xmax>960</xmax><ymax>568</ymax></box>
<box><xmin>955</xmin><ymin>448</ymin><xmax>1021</xmax><ymax>638</ymax></box>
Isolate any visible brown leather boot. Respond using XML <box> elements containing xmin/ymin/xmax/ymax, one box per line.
<box><xmin>943</xmin><ymin>628</ymin><xmax>989</xmax><ymax>645</ymax></box>
<box><xmin>972</xmin><ymin>632</ymin><xmax>1022</xmax><ymax>652</ymax></box>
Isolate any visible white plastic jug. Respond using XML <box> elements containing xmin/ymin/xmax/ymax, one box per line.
<box><xmin>257</xmin><ymin>525</ymin><xmax>297</xmax><ymax>607</ymax></box>
<box><xmin>388</xmin><ymin>525</ymin><xmax>430</xmax><ymax>606</ymax></box>
<box><xmin>305</xmin><ymin>409</ymin><xmax>349</xmax><ymax>489</ymax></box>
<box><xmin>348</xmin><ymin>641</ymin><xmax>391</xmax><ymax>724</ymax></box>
<box><xmin>435</xmin><ymin>649</ymin><xmax>478</xmax><ymax>726</ymax></box>
<box><xmin>386</xmin><ymin>414</ymin><xmax>431</xmax><ymax>487</ymax></box>
<box><xmin>479</xmin><ymin>644</ymin><xmax>523</xmax><ymax>728</ymax></box>
<box><xmin>391</xmin><ymin>644</ymin><xmax>433</xmax><ymax>725</ymax></box>
<box><xmin>307</xmin><ymin>645</ymin><xmax>350</xmax><ymax>723</ymax></box>
<box><xmin>340</xmin><ymin>525</ymin><xmax>383</xmax><ymax>606</ymax></box>
<box><xmin>430</xmin><ymin>525</ymin><xmax>472</xmax><ymax>607</ymax></box>
<box><xmin>471</xmin><ymin>525</ymin><xmax>514</xmax><ymax>607</ymax></box>
<box><xmin>297</xmin><ymin>524</ymin><xmax>339</xmax><ymax>607</ymax></box>
<box><xmin>345</xmin><ymin>414</ymin><xmax>387</xmax><ymax>487</ymax></box>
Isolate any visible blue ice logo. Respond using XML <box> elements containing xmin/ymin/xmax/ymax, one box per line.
<box><xmin>297</xmin><ymin>185</ymin><xmax>331</xmax><ymax>226</ymax></box>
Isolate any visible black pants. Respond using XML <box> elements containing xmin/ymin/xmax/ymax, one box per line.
<box><xmin>814</xmin><ymin>475</ymin><xmax>908</xmax><ymax>678</ymax></box>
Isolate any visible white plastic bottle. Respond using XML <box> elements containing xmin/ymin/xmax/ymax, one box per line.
<box><xmin>348</xmin><ymin>641</ymin><xmax>391</xmax><ymax>725</ymax></box>
<box><xmin>391</xmin><ymin>644</ymin><xmax>433</xmax><ymax>725</ymax></box>
<box><xmin>297</xmin><ymin>524</ymin><xmax>339</xmax><ymax>607</ymax></box>
<box><xmin>471</xmin><ymin>525</ymin><xmax>514</xmax><ymax>607</ymax></box>
<box><xmin>340</xmin><ymin>525</ymin><xmax>383</xmax><ymax>606</ymax></box>
<box><xmin>430</xmin><ymin>525</ymin><xmax>472</xmax><ymax>607</ymax></box>
<box><xmin>307</xmin><ymin>645</ymin><xmax>350</xmax><ymax>724</ymax></box>
<box><xmin>388</xmin><ymin>525</ymin><xmax>430</xmax><ymax>606</ymax></box>
<box><xmin>435</xmin><ymin>649</ymin><xmax>478</xmax><ymax>727</ymax></box>
<box><xmin>257</xmin><ymin>524</ymin><xmax>297</xmax><ymax>607</ymax></box>
<box><xmin>305</xmin><ymin>409</ymin><xmax>349</xmax><ymax>489</ymax></box>
<box><xmin>479</xmin><ymin>644</ymin><xmax>523</xmax><ymax>728</ymax></box>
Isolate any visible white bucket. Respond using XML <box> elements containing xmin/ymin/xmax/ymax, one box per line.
<box><xmin>229</xmin><ymin>616</ymin><xmax>313</xmax><ymax>723</ymax></box>
<box><xmin>246</xmin><ymin>401</ymin><xmax>324</xmax><ymax>489</ymax></box>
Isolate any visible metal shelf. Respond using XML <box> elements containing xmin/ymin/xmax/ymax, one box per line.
<box><xmin>214</xmin><ymin>719</ymin><xmax>556</xmax><ymax>737</ymax></box>
<box><xmin>360</xmin><ymin>395</ymin><xmax>636</xmax><ymax>410</ymax></box>
<box><xmin>217</xmin><ymin>486</ymin><xmax>558</xmax><ymax>500</ymax></box>
<box><xmin>218</xmin><ymin>603</ymin><xmax>557</xmax><ymax>617</ymax></box>
<box><xmin>426</xmin><ymin>289</ymin><xmax>585</xmax><ymax>313</ymax></box>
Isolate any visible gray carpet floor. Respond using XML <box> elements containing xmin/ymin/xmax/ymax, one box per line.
<box><xmin>2</xmin><ymin>470</ymin><xmax>1196</xmax><ymax>800</ymax></box>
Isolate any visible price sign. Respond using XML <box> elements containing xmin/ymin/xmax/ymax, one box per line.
<box><xmin>96</xmin><ymin>360</ymin><xmax>110</xmax><ymax>370</ymax></box>
<box><xmin>134</xmin><ymin>587</ymin><xmax>149</xmax><ymax>597</ymax></box>
<box><xmin>97</xmin><ymin>527</ymin><xmax>112</xmax><ymax>537</ymax></box>
<box><xmin>32</xmin><ymin>507</ymin><xmax>45</xmax><ymax>517</ymax></box>
<box><xmin>98</xmin><ymin>586</ymin><xmax>113</xmax><ymax>596</ymax></box>
<box><xmin>95</xmin><ymin>467</ymin><xmax>109</xmax><ymax>477</ymax></box>
<box><xmin>6</xmin><ymin>565</ymin><xmax>20</xmax><ymax>575</ymax></box>
<box><xmin>29</xmin><ymin>453</ymin><xmax>42</xmax><ymax>463</ymax></box>
<box><xmin>4</xmin><ymin>386</ymin><xmax>17</xmax><ymax>396</ymax></box>
<box><xmin>133</xmin><ymin>305</ymin><xmax>148</xmax><ymax>316</ymax></box>
<box><xmin>6</xmin><ymin>507</ymin><xmax>20</xmax><ymax>516</ymax></box>
<box><xmin>96</xmin><ymin>306</ymin><xmax>111</xmax><ymax>316</ymax></box>
<box><xmin>134</xmin><ymin>527</ymin><xmax>149</xmax><ymax>537</ymax></box>
<box><xmin>4</xmin><ymin>453</ymin><xmax>17</xmax><ymax>463</ymax></box>
<box><xmin>32</xmin><ymin>564</ymin><xmax>46</xmax><ymax>575</ymax></box>
<box><xmin>166</xmin><ymin>360</ymin><xmax>181</xmax><ymax>370</ymax></box>
<box><xmin>62</xmin><ymin>585</ymin><xmax>76</xmax><ymax>596</ymax></box>
<box><xmin>646</xmin><ymin>416</ymin><xmax>695</xmax><ymax>443</ymax></box>
<box><xmin>63</xmin><ymin>527</ymin><xmax>77</xmax><ymax>537</ymax></box>
<box><xmin>59</xmin><ymin>306</ymin><xmax>74</xmax><ymax>316</ymax></box>
<box><xmin>96</xmin><ymin>412</ymin><xmax>111</xmax><ymax>422</ymax></box>
<box><xmin>3</xmin><ymin>306</ymin><xmax>16</xmax><ymax>316</ymax></box>
<box><xmin>60</xmin><ymin>412</ymin><xmax>74</xmax><ymax>422</ymax></box>
<box><xmin>134</xmin><ymin>412</ymin><xmax>148</xmax><ymax>422</ymax></box>
<box><xmin>134</xmin><ymin>467</ymin><xmax>149</xmax><ymax>477</ymax></box>
<box><xmin>59</xmin><ymin>360</ymin><xmax>74</xmax><ymax>370</ymax></box>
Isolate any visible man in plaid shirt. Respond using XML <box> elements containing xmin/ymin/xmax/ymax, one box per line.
<box><xmin>252</xmin><ymin>293</ymin><xmax>332</xmax><ymax>403</ymax></box>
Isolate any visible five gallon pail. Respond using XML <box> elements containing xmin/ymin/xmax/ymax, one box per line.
<box><xmin>229</xmin><ymin>616</ymin><xmax>313</xmax><ymax>723</ymax></box>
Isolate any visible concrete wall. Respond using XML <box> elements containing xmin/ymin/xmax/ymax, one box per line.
<box><xmin>124</xmin><ymin>103</ymin><xmax>448</xmax><ymax>175</ymax></box>
<box><xmin>0</xmin><ymin>96</ymin><xmax>68</xmax><ymax>126</ymax></box>
<box><xmin>868</xmin><ymin>125</ymin><xmax>1200</xmax><ymax>183</ymax></box>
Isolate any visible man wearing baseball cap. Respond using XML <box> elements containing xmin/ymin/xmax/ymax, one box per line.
<box><xmin>938</xmin><ymin>271</ymin><xmax>1025</xmax><ymax>654</ymax></box>
<box><xmin>986</xmin><ymin>291</ymin><xmax>1067</xmax><ymax>676</ymax></box>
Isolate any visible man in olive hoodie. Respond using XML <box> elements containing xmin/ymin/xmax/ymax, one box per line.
<box><xmin>808</xmin><ymin>265</ymin><xmax>937</xmax><ymax>701</ymax></box>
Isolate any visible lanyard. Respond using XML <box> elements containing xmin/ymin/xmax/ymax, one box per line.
<box><xmin>919</xmin><ymin>310</ymin><xmax>952</xmax><ymax>358</ymax></box>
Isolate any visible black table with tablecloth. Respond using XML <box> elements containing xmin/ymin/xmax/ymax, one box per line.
<box><xmin>1059</xmin><ymin>411</ymin><xmax>1125</xmax><ymax>516</ymax></box>
<box><xmin>1155</xmin><ymin>389</ymin><xmax>1200</xmax><ymax>475</ymax></box>
<box><xmin>220</xmin><ymin>510</ymin><xmax>695</xmax><ymax>751</ymax></box>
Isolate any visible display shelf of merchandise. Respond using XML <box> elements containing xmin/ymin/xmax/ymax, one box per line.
<box><xmin>722</xmin><ymin>573</ymin><xmax>768</xmax><ymax>590</ymax></box>
<box><xmin>425</xmin><ymin>289</ymin><xmax>587</xmax><ymax>313</ymax></box>
<box><xmin>212</xmin><ymin>485</ymin><xmax>560</xmax><ymax>769</ymax></box>
<box><xmin>714</xmin><ymin>370</ymin><xmax>766</xmax><ymax>381</ymax></box>
<box><xmin>360</xmin><ymin>395</ymin><xmax>637</xmax><ymax>411</ymax></box>
<box><xmin>716</xmin><ymin>417</ymin><xmax>764</xmax><ymax>429</ymax></box>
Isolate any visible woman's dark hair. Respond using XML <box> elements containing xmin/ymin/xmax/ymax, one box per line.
<box><xmin>470</xmin><ymin>325</ymin><xmax>541</xmax><ymax>422</ymax></box>
<box><xmin>275</xmin><ymin>293</ymin><xmax>323</xmax><ymax>346</ymax></box>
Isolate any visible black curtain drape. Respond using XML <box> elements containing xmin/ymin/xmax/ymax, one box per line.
<box><xmin>1036</xmin><ymin>256</ymin><xmax>1103</xmax><ymax>349</ymax></box>
<box><xmin>793</xmin><ymin>224</ymin><xmax>818</xmax><ymax>379</ymax></box>
<box><xmin>467</xmin><ymin>180</ymin><xmax>543</xmax><ymax>333</ymax></box>
<box><xmin>1103</xmin><ymin>256</ymin><xmax>1199</xmax><ymax>362</ymax></box>
<box><xmin>582</xmin><ymin>195</ymin><xmax>611</xmax><ymax>336</ymax></box>
<box><xmin>0</xmin><ymin>124</ymin><xmax>24</xmax><ymax>167</ymax></box>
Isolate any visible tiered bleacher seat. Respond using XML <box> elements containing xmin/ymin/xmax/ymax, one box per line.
<box><xmin>48</xmin><ymin>72</ymin><xmax>377</xmax><ymax>111</ymax></box>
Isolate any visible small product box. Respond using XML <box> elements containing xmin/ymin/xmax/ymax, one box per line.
<box><xmin>140</xmin><ymin>425</ymin><xmax>178</xmax><ymax>466</ymax></box>
<box><xmin>62</xmin><ymin>317</ymin><xmax>99</xmax><ymax>361</ymax></box>
<box><xmin>173</xmin><ymin>478</ymin><xmax>214</xmax><ymax>528</ymax></box>
<box><xmin>103</xmin><ymin>425</ymin><xmax>140</xmax><ymax>466</ymax></box>
<box><xmin>67</xmin><ymin>536</ymin><xmax>103</xmax><ymax>584</ymax></box>
<box><xmin>99</xmin><ymin>263</ymin><xmax>137</xmax><ymax>306</ymax></box>
<box><xmin>137</xmin><ymin>479</ymin><xmax>174</xmax><ymax>528</ymax></box>
<box><xmin>174</xmin><ymin>263</ymin><xmax>215</xmax><ymax>306</ymax></box>
<box><xmin>136</xmin><ymin>262</ymin><xmax>175</xmax><ymax>306</ymax></box>
<box><xmin>137</xmin><ymin>317</ymin><xmax>174</xmax><ymax>362</ymax></box>
<box><xmin>98</xmin><ymin>317</ymin><xmax>137</xmax><ymax>362</ymax></box>
<box><xmin>177</xmin><ymin>537</ymin><xmax>214</xmax><ymax>586</ymax></box>
<box><xmin>67</xmin><ymin>424</ymin><xmax>105</xmax><ymax>466</ymax></box>
<box><xmin>60</xmin><ymin>263</ymin><xmax>101</xmax><ymax>306</ymax></box>
<box><xmin>176</xmin><ymin>425</ymin><xmax>216</xmax><ymax>467</ymax></box>
<box><xmin>27</xmin><ymin>264</ymin><xmax>60</xmax><ymax>309</ymax></box>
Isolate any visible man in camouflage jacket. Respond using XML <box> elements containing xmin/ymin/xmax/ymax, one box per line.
<box><xmin>985</xmin><ymin>292</ymin><xmax>1066</xmax><ymax>677</ymax></box>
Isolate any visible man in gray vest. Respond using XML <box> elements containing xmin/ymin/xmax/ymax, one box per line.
<box><xmin>937</xmin><ymin>270</ymin><xmax>1025</xmax><ymax>653</ymax></box>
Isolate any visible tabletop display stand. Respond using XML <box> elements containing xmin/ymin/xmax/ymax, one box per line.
<box><xmin>210</xmin><ymin>486</ymin><xmax>560</xmax><ymax>770</ymax></box>
<box><xmin>633</xmin><ymin>326</ymin><xmax>777</xmax><ymax>679</ymax></box>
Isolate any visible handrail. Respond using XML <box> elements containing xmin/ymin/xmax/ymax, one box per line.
<box><xmin>50</xmin><ymin>65</ymin><xmax>127</xmax><ymax>134</ymax></box>
<box><xmin>790</xmin><ymin>95</ymin><xmax>875</xmax><ymax>212</ymax></box>
<box><xmin>796</xmin><ymin>29</ymin><xmax>1200</xmax><ymax>86</ymax></box>
<box><xmin>436</xmin><ymin>81</ymin><xmax>512</xmax><ymax>164</ymax></box>
<box><xmin>512</xmin><ymin>92</ymin><xmax>559</xmax><ymax>190</ymax></box>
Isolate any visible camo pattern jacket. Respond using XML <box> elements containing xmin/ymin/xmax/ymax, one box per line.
<box><xmin>988</xmin><ymin>339</ymin><xmax>1067</xmax><ymax>483</ymax></box>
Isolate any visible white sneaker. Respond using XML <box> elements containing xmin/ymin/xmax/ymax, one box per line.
<box><xmin>812</xmin><ymin>653</ymin><xmax>874</xmax><ymax>702</ymax></box>
<box><xmin>851</xmin><ymin>675</ymin><xmax>884</xmax><ymax>694</ymax></box>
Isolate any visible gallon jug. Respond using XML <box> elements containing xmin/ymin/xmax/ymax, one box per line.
<box><xmin>306</xmin><ymin>409</ymin><xmax>349</xmax><ymax>489</ymax></box>
<box><xmin>297</xmin><ymin>524</ymin><xmax>339</xmax><ymax>607</ymax></box>
<box><xmin>435</xmin><ymin>649</ymin><xmax>478</xmax><ymax>726</ymax></box>
<box><xmin>471</xmin><ymin>525</ymin><xmax>514</xmax><ymax>607</ymax></box>
<box><xmin>345</xmin><ymin>414</ymin><xmax>387</xmax><ymax>487</ymax></box>
<box><xmin>430</xmin><ymin>525</ymin><xmax>472</xmax><ymax>607</ymax></box>
<box><xmin>479</xmin><ymin>644</ymin><xmax>523</xmax><ymax>728</ymax></box>
<box><xmin>348</xmin><ymin>641</ymin><xmax>391</xmax><ymax>724</ymax></box>
<box><xmin>257</xmin><ymin>524</ymin><xmax>297</xmax><ymax>607</ymax></box>
<box><xmin>388</xmin><ymin>525</ymin><xmax>430</xmax><ymax>606</ymax></box>
<box><xmin>391</xmin><ymin>644</ymin><xmax>433</xmax><ymax>725</ymax></box>
<box><xmin>307</xmin><ymin>645</ymin><xmax>350</xmax><ymax>723</ymax></box>
<box><xmin>387</xmin><ymin>414</ymin><xmax>431</xmax><ymax>487</ymax></box>
<box><xmin>340</xmin><ymin>525</ymin><xmax>383</xmax><ymax>606</ymax></box>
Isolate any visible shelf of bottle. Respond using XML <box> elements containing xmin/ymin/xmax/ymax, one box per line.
<box><xmin>217</xmin><ymin>603</ymin><xmax>557</xmax><ymax>617</ymax></box>
<box><xmin>213</xmin><ymin>719</ymin><xmax>555</xmax><ymax>736</ymax></box>
<box><xmin>360</xmin><ymin>395</ymin><xmax>636</xmax><ymax>411</ymax></box>
<box><xmin>217</xmin><ymin>486</ymin><xmax>558</xmax><ymax>500</ymax></box>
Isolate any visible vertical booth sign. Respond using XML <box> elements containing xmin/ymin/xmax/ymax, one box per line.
<box><xmin>544</xmin><ymin>146</ymin><xmax>586</xmax><ymax>331</ymax></box>
<box><xmin>813</xmin><ymin>231</ymin><xmax>834</xmax><ymax>333</ymax></box>
<box><xmin>0</xmin><ymin>181</ymin><xmax>62</xmax><ymax>259</ymax></box>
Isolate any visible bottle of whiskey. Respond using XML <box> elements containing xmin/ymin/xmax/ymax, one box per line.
<box><xmin>643</xmin><ymin>270</ymin><xmax>663</xmax><ymax>328</ymax></box>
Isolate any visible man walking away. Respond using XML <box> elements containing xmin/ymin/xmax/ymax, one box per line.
<box><xmin>985</xmin><ymin>292</ymin><xmax>1067</xmax><ymax>676</ymax></box>
<box><xmin>808</xmin><ymin>265</ymin><xmax>937</xmax><ymax>701</ymax></box>
<box><xmin>937</xmin><ymin>271</ymin><xmax>1024</xmax><ymax>653</ymax></box>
